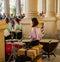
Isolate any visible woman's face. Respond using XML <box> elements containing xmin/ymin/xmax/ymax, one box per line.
<box><xmin>30</xmin><ymin>21</ymin><xmax>33</xmax><ymax>27</ymax></box>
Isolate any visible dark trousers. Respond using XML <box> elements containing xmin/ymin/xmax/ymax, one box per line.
<box><xmin>30</xmin><ymin>40</ymin><xmax>39</xmax><ymax>46</ymax></box>
<box><xmin>11</xmin><ymin>32</ymin><xmax>22</xmax><ymax>39</ymax></box>
<box><xmin>25</xmin><ymin>40</ymin><xmax>39</xmax><ymax>49</ymax></box>
<box><xmin>5</xmin><ymin>35</ymin><xmax>11</xmax><ymax>40</ymax></box>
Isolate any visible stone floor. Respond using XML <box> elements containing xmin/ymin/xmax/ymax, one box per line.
<box><xmin>43</xmin><ymin>43</ymin><xmax>60</xmax><ymax>62</ymax></box>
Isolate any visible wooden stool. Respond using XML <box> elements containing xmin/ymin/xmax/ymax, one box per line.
<box><xmin>17</xmin><ymin>44</ymin><xmax>43</xmax><ymax>62</ymax></box>
<box><xmin>32</xmin><ymin>44</ymin><xmax>43</xmax><ymax>55</ymax></box>
<box><xmin>27</xmin><ymin>49</ymin><xmax>37</xmax><ymax>60</ymax></box>
<box><xmin>17</xmin><ymin>48</ymin><xmax>26</xmax><ymax>56</ymax></box>
<box><xmin>17</xmin><ymin>48</ymin><xmax>37</xmax><ymax>60</ymax></box>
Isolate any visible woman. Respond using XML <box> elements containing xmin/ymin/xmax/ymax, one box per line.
<box><xmin>29</xmin><ymin>18</ymin><xmax>42</xmax><ymax>46</ymax></box>
<box><xmin>13</xmin><ymin>18</ymin><xmax>22</xmax><ymax>39</ymax></box>
<box><xmin>4</xmin><ymin>17</ymin><xmax>12</xmax><ymax>40</ymax></box>
<box><xmin>14</xmin><ymin>18</ymin><xmax>22</xmax><ymax>31</ymax></box>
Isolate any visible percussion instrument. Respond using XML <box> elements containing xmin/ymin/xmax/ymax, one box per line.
<box><xmin>6</xmin><ymin>39</ymin><xmax>17</xmax><ymax>55</ymax></box>
<box><xmin>5</xmin><ymin>39</ymin><xmax>25</xmax><ymax>55</ymax></box>
<box><xmin>13</xmin><ymin>42</ymin><xmax>25</xmax><ymax>48</ymax></box>
<box><xmin>5</xmin><ymin>39</ymin><xmax>23</xmax><ymax>62</ymax></box>
<box><xmin>40</xmin><ymin>39</ymin><xmax>59</xmax><ymax>59</ymax></box>
<box><xmin>6</xmin><ymin>39</ymin><xmax>18</xmax><ymax>42</ymax></box>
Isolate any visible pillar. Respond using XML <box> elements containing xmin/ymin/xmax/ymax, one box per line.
<box><xmin>42</xmin><ymin>0</ymin><xmax>46</xmax><ymax>14</ymax></box>
<box><xmin>44</xmin><ymin>0</ymin><xmax>57</xmax><ymax>36</ymax></box>
<box><xmin>25</xmin><ymin>0</ymin><xmax>37</xmax><ymax>18</ymax></box>
<box><xmin>16</xmin><ymin>0</ymin><xmax>21</xmax><ymax>17</ymax></box>
<box><xmin>57</xmin><ymin>0</ymin><xmax>60</xmax><ymax>19</ymax></box>
<box><xmin>55</xmin><ymin>0</ymin><xmax>57</xmax><ymax>14</ymax></box>
<box><xmin>38</xmin><ymin>0</ymin><xmax>42</xmax><ymax>13</ymax></box>
<box><xmin>0</xmin><ymin>20</ymin><xmax>8</xmax><ymax>62</ymax></box>
<box><xmin>57</xmin><ymin>0</ymin><xmax>60</xmax><ymax>30</ymax></box>
<box><xmin>4</xmin><ymin>0</ymin><xmax>10</xmax><ymax>16</ymax></box>
<box><xmin>25</xmin><ymin>0</ymin><xmax>44</xmax><ymax>22</ymax></box>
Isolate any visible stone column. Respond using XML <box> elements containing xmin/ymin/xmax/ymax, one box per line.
<box><xmin>0</xmin><ymin>20</ymin><xmax>8</xmax><ymax>62</ymax></box>
<box><xmin>44</xmin><ymin>0</ymin><xmax>57</xmax><ymax>36</ymax></box>
<box><xmin>16</xmin><ymin>0</ymin><xmax>21</xmax><ymax>17</ymax></box>
<box><xmin>55</xmin><ymin>0</ymin><xmax>57</xmax><ymax>14</ymax></box>
<box><xmin>21</xmin><ymin>0</ymin><xmax>43</xmax><ymax>39</ymax></box>
<box><xmin>4</xmin><ymin>0</ymin><xmax>10</xmax><ymax>16</ymax></box>
<box><xmin>38</xmin><ymin>0</ymin><xmax>42</xmax><ymax>13</ymax></box>
<box><xmin>25</xmin><ymin>0</ymin><xmax>43</xmax><ymax>22</ymax></box>
<box><xmin>42</xmin><ymin>0</ymin><xmax>46</xmax><ymax>14</ymax></box>
<box><xmin>57</xmin><ymin>0</ymin><xmax>60</xmax><ymax>18</ymax></box>
<box><xmin>57</xmin><ymin>0</ymin><xmax>60</xmax><ymax>30</ymax></box>
<box><xmin>25</xmin><ymin>0</ymin><xmax>37</xmax><ymax>18</ymax></box>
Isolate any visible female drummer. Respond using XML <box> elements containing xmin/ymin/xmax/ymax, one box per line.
<box><xmin>13</xmin><ymin>18</ymin><xmax>22</xmax><ymax>39</ymax></box>
<box><xmin>4</xmin><ymin>17</ymin><xmax>12</xmax><ymax>40</ymax></box>
<box><xmin>29</xmin><ymin>18</ymin><xmax>42</xmax><ymax>46</ymax></box>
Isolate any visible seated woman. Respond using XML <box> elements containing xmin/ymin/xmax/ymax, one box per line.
<box><xmin>4</xmin><ymin>17</ymin><xmax>12</xmax><ymax>40</ymax></box>
<box><xmin>12</xmin><ymin>18</ymin><xmax>22</xmax><ymax>39</ymax></box>
<box><xmin>29</xmin><ymin>18</ymin><xmax>42</xmax><ymax>47</ymax></box>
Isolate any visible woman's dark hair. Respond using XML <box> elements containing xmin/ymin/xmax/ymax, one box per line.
<box><xmin>5</xmin><ymin>17</ymin><xmax>9</xmax><ymax>24</ymax></box>
<box><xmin>31</xmin><ymin>18</ymin><xmax>39</xmax><ymax>27</ymax></box>
<box><xmin>15</xmin><ymin>18</ymin><xmax>21</xmax><ymax>24</ymax></box>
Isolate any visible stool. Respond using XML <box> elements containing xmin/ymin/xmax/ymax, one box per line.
<box><xmin>17</xmin><ymin>48</ymin><xmax>37</xmax><ymax>60</ymax></box>
<box><xmin>32</xmin><ymin>44</ymin><xmax>43</xmax><ymax>55</ymax></box>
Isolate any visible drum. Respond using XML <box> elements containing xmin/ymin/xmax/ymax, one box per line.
<box><xmin>5</xmin><ymin>39</ymin><xmax>18</xmax><ymax>55</ymax></box>
<box><xmin>5</xmin><ymin>42</ymin><xmax>23</xmax><ymax>55</ymax></box>
<box><xmin>40</xmin><ymin>39</ymin><xmax>59</xmax><ymax>52</ymax></box>
<box><xmin>40</xmin><ymin>39</ymin><xmax>59</xmax><ymax>58</ymax></box>
<box><xmin>6</xmin><ymin>44</ymin><xmax>12</xmax><ymax>55</ymax></box>
<box><xmin>13</xmin><ymin>42</ymin><xmax>25</xmax><ymax>48</ymax></box>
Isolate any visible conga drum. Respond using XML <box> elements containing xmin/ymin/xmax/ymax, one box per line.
<box><xmin>13</xmin><ymin>42</ymin><xmax>25</xmax><ymax>49</ymax></box>
<box><xmin>5</xmin><ymin>39</ymin><xmax>18</xmax><ymax>55</ymax></box>
<box><xmin>6</xmin><ymin>43</ymin><xmax>12</xmax><ymax>55</ymax></box>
